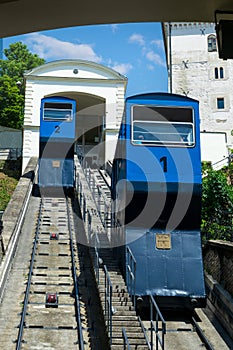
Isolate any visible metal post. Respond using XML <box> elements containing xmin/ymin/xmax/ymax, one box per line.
<box><xmin>169</xmin><ymin>22</ymin><xmax>173</xmax><ymax>93</ymax></box>
<box><xmin>0</xmin><ymin>218</ymin><xmax>5</xmax><ymax>256</ymax></box>
<box><xmin>150</xmin><ymin>297</ymin><xmax>153</xmax><ymax>350</ymax></box>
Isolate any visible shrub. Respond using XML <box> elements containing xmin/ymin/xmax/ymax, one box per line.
<box><xmin>202</xmin><ymin>167</ymin><xmax>233</xmax><ymax>242</ymax></box>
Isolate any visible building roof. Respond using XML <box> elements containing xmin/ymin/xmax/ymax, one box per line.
<box><xmin>0</xmin><ymin>126</ymin><xmax>21</xmax><ymax>133</ymax></box>
<box><xmin>24</xmin><ymin>60</ymin><xmax>128</xmax><ymax>83</ymax></box>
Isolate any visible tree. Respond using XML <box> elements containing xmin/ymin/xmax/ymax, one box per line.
<box><xmin>202</xmin><ymin>168</ymin><xmax>233</xmax><ymax>242</ymax></box>
<box><xmin>0</xmin><ymin>42</ymin><xmax>45</xmax><ymax>129</ymax></box>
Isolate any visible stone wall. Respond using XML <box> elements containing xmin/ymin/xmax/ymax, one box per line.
<box><xmin>203</xmin><ymin>240</ymin><xmax>233</xmax><ymax>296</ymax></box>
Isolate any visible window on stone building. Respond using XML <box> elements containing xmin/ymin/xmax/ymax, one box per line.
<box><xmin>214</xmin><ymin>67</ymin><xmax>224</xmax><ymax>79</ymax></box>
<box><xmin>220</xmin><ymin>67</ymin><xmax>224</xmax><ymax>79</ymax></box>
<box><xmin>208</xmin><ymin>34</ymin><xmax>217</xmax><ymax>52</ymax></box>
<box><xmin>217</xmin><ymin>97</ymin><xmax>225</xmax><ymax>109</ymax></box>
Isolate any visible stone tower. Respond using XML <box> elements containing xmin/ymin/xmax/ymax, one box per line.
<box><xmin>164</xmin><ymin>22</ymin><xmax>233</xmax><ymax>153</ymax></box>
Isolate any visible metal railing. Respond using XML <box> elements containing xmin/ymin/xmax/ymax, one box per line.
<box><xmin>0</xmin><ymin>147</ymin><xmax>22</xmax><ymax>160</ymax></box>
<box><xmin>104</xmin><ymin>265</ymin><xmax>113</xmax><ymax>345</ymax></box>
<box><xmin>138</xmin><ymin>316</ymin><xmax>151</xmax><ymax>348</ymax></box>
<box><xmin>122</xmin><ymin>328</ymin><xmax>131</xmax><ymax>350</ymax></box>
<box><xmin>93</xmin><ymin>230</ymin><xmax>100</xmax><ymax>284</ymax></box>
<box><xmin>212</xmin><ymin>155</ymin><xmax>231</xmax><ymax>171</ymax></box>
<box><xmin>126</xmin><ymin>246</ymin><xmax>136</xmax><ymax>307</ymax></box>
<box><xmin>150</xmin><ymin>294</ymin><xmax>166</xmax><ymax>350</ymax></box>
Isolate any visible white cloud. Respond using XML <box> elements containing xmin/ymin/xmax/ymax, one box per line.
<box><xmin>25</xmin><ymin>33</ymin><xmax>102</xmax><ymax>62</ymax></box>
<box><xmin>146</xmin><ymin>50</ymin><xmax>166</xmax><ymax>67</ymax></box>
<box><xmin>128</xmin><ymin>33</ymin><xmax>145</xmax><ymax>46</ymax></box>
<box><xmin>147</xmin><ymin>64</ymin><xmax>155</xmax><ymax>71</ymax></box>
<box><xmin>150</xmin><ymin>39</ymin><xmax>164</xmax><ymax>49</ymax></box>
<box><xmin>111</xmin><ymin>24</ymin><xmax>118</xmax><ymax>33</ymax></box>
<box><xmin>111</xmin><ymin>63</ymin><xmax>133</xmax><ymax>75</ymax></box>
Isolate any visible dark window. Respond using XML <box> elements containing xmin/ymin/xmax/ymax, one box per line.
<box><xmin>220</xmin><ymin>67</ymin><xmax>224</xmax><ymax>79</ymax></box>
<box><xmin>132</xmin><ymin>105</ymin><xmax>195</xmax><ymax>147</ymax></box>
<box><xmin>217</xmin><ymin>98</ymin><xmax>225</xmax><ymax>109</ymax></box>
<box><xmin>208</xmin><ymin>34</ymin><xmax>217</xmax><ymax>52</ymax></box>
<box><xmin>43</xmin><ymin>102</ymin><xmax>73</xmax><ymax>121</ymax></box>
<box><xmin>215</xmin><ymin>67</ymin><xmax>224</xmax><ymax>79</ymax></box>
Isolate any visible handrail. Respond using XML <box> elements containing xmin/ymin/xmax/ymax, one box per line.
<box><xmin>104</xmin><ymin>265</ymin><xmax>113</xmax><ymax>345</ymax></box>
<box><xmin>122</xmin><ymin>328</ymin><xmax>131</xmax><ymax>350</ymax></box>
<box><xmin>94</xmin><ymin>230</ymin><xmax>100</xmax><ymax>284</ymax></box>
<box><xmin>87</xmin><ymin>209</ymin><xmax>92</xmax><ymax>243</ymax></box>
<box><xmin>150</xmin><ymin>294</ymin><xmax>166</xmax><ymax>350</ymax></box>
<box><xmin>0</xmin><ymin>147</ymin><xmax>22</xmax><ymax>160</ymax></box>
<box><xmin>138</xmin><ymin>316</ymin><xmax>151</xmax><ymax>349</ymax></box>
<box><xmin>212</xmin><ymin>155</ymin><xmax>231</xmax><ymax>170</ymax></box>
<box><xmin>126</xmin><ymin>246</ymin><xmax>136</xmax><ymax>307</ymax></box>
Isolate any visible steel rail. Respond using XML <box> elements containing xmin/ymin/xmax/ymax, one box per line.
<box><xmin>66</xmin><ymin>197</ymin><xmax>85</xmax><ymax>350</ymax></box>
<box><xmin>191</xmin><ymin>316</ymin><xmax>215</xmax><ymax>350</ymax></box>
<box><xmin>16</xmin><ymin>197</ymin><xmax>43</xmax><ymax>350</ymax></box>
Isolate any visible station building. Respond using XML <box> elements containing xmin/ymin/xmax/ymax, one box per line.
<box><xmin>22</xmin><ymin>59</ymin><xmax>127</xmax><ymax>172</ymax></box>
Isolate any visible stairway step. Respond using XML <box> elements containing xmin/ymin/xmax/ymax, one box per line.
<box><xmin>112</xmin><ymin>326</ymin><xmax>144</xmax><ymax>332</ymax></box>
<box><xmin>100</xmin><ymin>297</ymin><xmax>133</xmax><ymax>305</ymax></box>
<box><xmin>112</xmin><ymin>320</ymin><xmax>140</xmax><ymax>327</ymax></box>
<box><xmin>111</xmin><ymin>337</ymin><xmax>148</xmax><ymax>345</ymax></box>
<box><xmin>112</xmin><ymin>331</ymin><xmax>145</xmax><ymax>339</ymax></box>
<box><xmin>111</xmin><ymin>310</ymin><xmax>137</xmax><ymax>316</ymax></box>
<box><xmin>111</xmin><ymin>345</ymin><xmax>149</xmax><ymax>350</ymax></box>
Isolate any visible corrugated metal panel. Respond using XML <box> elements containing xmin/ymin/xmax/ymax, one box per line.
<box><xmin>0</xmin><ymin>129</ymin><xmax>22</xmax><ymax>148</ymax></box>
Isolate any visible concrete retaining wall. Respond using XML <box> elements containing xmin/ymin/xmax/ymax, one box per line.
<box><xmin>0</xmin><ymin>157</ymin><xmax>37</xmax><ymax>262</ymax></box>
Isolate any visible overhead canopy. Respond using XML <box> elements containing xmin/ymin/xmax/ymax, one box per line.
<box><xmin>0</xmin><ymin>0</ymin><xmax>233</xmax><ymax>38</ymax></box>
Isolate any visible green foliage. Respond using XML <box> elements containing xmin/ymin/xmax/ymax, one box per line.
<box><xmin>0</xmin><ymin>160</ymin><xmax>21</xmax><ymax>210</ymax></box>
<box><xmin>202</xmin><ymin>167</ymin><xmax>233</xmax><ymax>242</ymax></box>
<box><xmin>201</xmin><ymin>161</ymin><xmax>212</xmax><ymax>175</ymax></box>
<box><xmin>0</xmin><ymin>174</ymin><xmax>18</xmax><ymax>210</ymax></box>
<box><xmin>0</xmin><ymin>42</ymin><xmax>45</xmax><ymax>82</ymax></box>
<box><xmin>0</xmin><ymin>75</ymin><xmax>24</xmax><ymax>129</ymax></box>
<box><xmin>0</xmin><ymin>42</ymin><xmax>45</xmax><ymax>129</ymax></box>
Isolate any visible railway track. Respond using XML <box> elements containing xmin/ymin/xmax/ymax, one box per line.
<box><xmin>0</xmin><ymin>192</ymin><xmax>108</xmax><ymax>350</ymax></box>
<box><xmin>16</xmin><ymin>196</ymin><xmax>89</xmax><ymax>349</ymax></box>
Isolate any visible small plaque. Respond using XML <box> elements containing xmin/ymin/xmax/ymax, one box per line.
<box><xmin>156</xmin><ymin>233</ymin><xmax>171</xmax><ymax>250</ymax></box>
<box><xmin>52</xmin><ymin>160</ymin><xmax>60</xmax><ymax>168</ymax></box>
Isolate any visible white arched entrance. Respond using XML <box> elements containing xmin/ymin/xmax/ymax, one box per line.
<box><xmin>22</xmin><ymin>59</ymin><xmax>127</xmax><ymax>172</ymax></box>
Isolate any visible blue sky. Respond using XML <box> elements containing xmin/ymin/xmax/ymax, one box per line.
<box><xmin>3</xmin><ymin>22</ymin><xmax>168</xmax><ymax>96</ymax></box>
